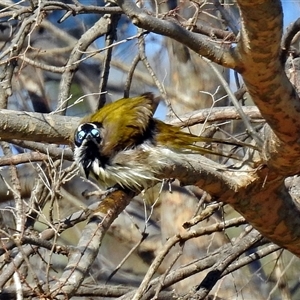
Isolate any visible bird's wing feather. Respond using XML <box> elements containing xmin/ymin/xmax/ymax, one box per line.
<box><xmin>154</xmin><ymin>120</ymin><xmax>240</xmax><ymax>158</ymax></box>
<box><xmin>88</xmin><ymin>93</ymin><xmax>155</xmax><ymax>156</ymax></box>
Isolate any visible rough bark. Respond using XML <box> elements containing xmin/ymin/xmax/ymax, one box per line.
<box><xmin>113</xmin><ymin>0</ymin><xmax>300</xmax><ymax>257</ymax></box>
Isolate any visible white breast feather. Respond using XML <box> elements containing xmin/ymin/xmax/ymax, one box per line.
<box><xmin>75</xmin><ymin>142</ymin><xmax>180</xmax><ymax>190</ymax></box>
<box><xmin>92</xmin><ymin>144</ymin><xmax>174</xmax><ymax>189</ymax></box>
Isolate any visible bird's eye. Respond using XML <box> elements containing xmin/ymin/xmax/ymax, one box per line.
<box><xmin>90</xmin><ymin>128</ymin><xmax>100</xmax><ymax>139</ymax></box>
<box><xmin>74</xmin><ymin>123</ymin><xmax>101</xmax><ymax>147</ymax></box>
<box><xmin>74</xmin><ymin>130</ymin><xmax>86</xmax><ymax>146</ymax></box>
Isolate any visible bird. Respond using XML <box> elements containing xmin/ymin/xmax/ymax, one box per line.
<box><xmin>74</xmin><ymin>93</ymin><xmax>243</xmax><ymax>190</ymax></box>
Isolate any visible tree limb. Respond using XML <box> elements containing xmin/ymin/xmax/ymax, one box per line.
<box><xmin>237</xmin><ymin>0</ymin><xmax>300</xmax><ymax>174</ymax></box>
<box><xmin>114</xmin><ymin>0</ymin><xmax>239</xmax><ymax>69</ymax></box>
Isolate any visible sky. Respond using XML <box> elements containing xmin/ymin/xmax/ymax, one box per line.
<box><xmin>283</xmin><ymin>1</ymin><xmax>300</xmax><ymax>26</ymax></box>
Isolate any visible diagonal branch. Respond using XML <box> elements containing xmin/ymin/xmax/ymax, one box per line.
<box><xmin>50</xmin><ymin>189</ymin><xmax>134</xmax><ymax>298</ymax></box>
<box><xmin>114</xmin><ymin>0</ymin><xmax>239</xmax><ymax>69</ymax></box>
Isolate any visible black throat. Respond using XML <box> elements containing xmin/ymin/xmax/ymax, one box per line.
<box><xmin>80</xmin><ymin>140</ymin><xmax>109</xmax><ymax>179</ymax></box>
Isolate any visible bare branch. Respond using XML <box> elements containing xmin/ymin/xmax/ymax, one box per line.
<box><xmin>57</xmin><ymin>16</ymin><xmax>111</xmax><ymax>114</ymax></box>
<box><xmin>50</xmin><ymin>189</ymin><xmax>134</xmax><ymax>298</ymax></box>
<box><xmin>115</xmin><ymin>0</ymin><xmax>239</xmax><ymax>69</ymax></box>
<box><xmin>237</xmin><ymin>0</ymin><xmax>300</xmax><ymax>173</ymax></box>
<box><xmin>0</xmin><ymin>109</ymin><xmax>79</xmax><ymax>144</ymax></box>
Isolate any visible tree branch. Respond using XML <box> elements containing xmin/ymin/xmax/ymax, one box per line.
<box><xmin>50</xmin><ymin>189</ymin><xmax>134</xmax><ymax>298</ymax></box>
<box><xmin>0</xmin><ymin>109</ymin><xmax>79</xmax><ymax>144</ymax></box>
<box><xmin>114</xmin><ymin>0</ymin><xmax>239</xmax><ymax>69</ymax></box>
<box><xmin>237</xmin><ymin>0</ymin><xmax>300</xmax><ymax>174</ymax></box>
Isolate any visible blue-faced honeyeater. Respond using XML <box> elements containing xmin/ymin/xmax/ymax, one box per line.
<box><xmin>74</xmin><ymin>93</ymin><xmax>241</xmax><ymax>190</ymax></box>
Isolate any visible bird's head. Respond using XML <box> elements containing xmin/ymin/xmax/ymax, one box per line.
<box><xmin>73</xmin><ymin>94</ymin><xmax>156</xmax><ymax>181</ymax></box>
<box><xmin>74</xmin><ymin>122</ymin><xmax>105</xmax><ymax>179</ymax></box>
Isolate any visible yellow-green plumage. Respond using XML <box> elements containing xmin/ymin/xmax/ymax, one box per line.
<box><xmin>83</xmin><ymin>93</ymin><xmax>154</xmax><ymax>157</ymax></box>
<box><xmin>154</xmin><ymin>120</ymin><xmax>228</xmax><ymax>156</ymax></box>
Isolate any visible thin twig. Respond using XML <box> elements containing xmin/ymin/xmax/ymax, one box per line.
<box><xmin>129</xmin><ymin>216</ymin><xmax>246</xmax><ymax>300</ymax></box>
<box><xmin>138</xmin><ymin>28</ymin><xmax>166</xmax><ymax>98</ymax></box>
<box><xmin>202</xmin><ymin>56</ymin><xmax>263</xmax><ymax>148</ymax></box>
<box><xmin>124</xmin><ymin>53</ymin><xmax>140</xmax><ymax>98</ymax></box>
<box><xmin>98</xmin><ymin>9</ymin><xmax>121</xmax><ymax>109</ymax></box>
<box><xmin>106</xmin><ymin>232</ymin><xmax>148</xmax><ymax>283</ymax></box>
